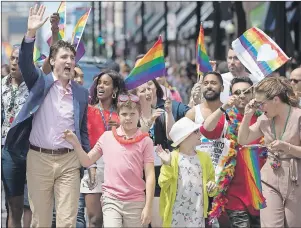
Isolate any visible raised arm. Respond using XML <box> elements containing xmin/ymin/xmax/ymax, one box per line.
<box><xmin>42</xmin><ymin>13</ymin><xmax>60</xmax><ymax>75</ymax></box>
<box><xmin>203</xmin><ymin>95</ymin><xmax>237</xmax><ymax>131</ymax></box>
<box><xmin>164</xmin><ymin>98</ymin><xmax>175</xmax><ymax>140</ymax></box>
<box><xmin>20</xmin><ymin>4</ymin><xmax>49</xmax><ymax>90</ymax></box>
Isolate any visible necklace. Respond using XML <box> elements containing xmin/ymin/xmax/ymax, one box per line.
<box><xmin>269</xmin><ymin>105</ymin><xmax>291</xmax><ymax>170</ymax></box>
<box><xmin>112</xmin><ymin>126</ymin><xmax>149</xmax><ymax>145</ymax></box>
<box><xmin>97</xmin><ymin>103</ymin><xmax>113</xmax><ymax>131</ymax></box>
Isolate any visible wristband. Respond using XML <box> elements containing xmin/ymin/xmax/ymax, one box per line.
<box><xmin>220</xmin><ymin>106</ymin><xmax>230</xmax><ymax>121</ymax></box>
<box><xmin>220</xmin><ymin>106</ymin><xmax>226</xmax><ymax>113</ymax></box>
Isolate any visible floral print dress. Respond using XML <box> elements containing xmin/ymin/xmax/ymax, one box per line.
<box><xmin>171</xmin><ymin>153</ymin><xmax>205</xmax><ymax>227</ymax></box>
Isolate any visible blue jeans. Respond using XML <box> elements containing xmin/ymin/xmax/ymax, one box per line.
<box><xmin>52</xmin><ymin>192</ymin><xmax>86</xmax><ymax>228</ymax></box>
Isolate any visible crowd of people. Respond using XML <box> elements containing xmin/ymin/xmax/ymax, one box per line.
<box><xmin>2</xmin><ymin>4</ymin><xmax>301</xmax><ymax>228</ymax></box>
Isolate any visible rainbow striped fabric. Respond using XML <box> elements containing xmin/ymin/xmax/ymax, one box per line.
<box><xmin>240</xmin><ymin>145</ymin><xmax>266</xmax><ymax>209</ymax></box>
<box><xmin>33</xmin><ymin>46</ymin><xmax>46</xmax><ymax>63</ymax></box>
<box><xmin>71</xmin><ymin>8</ymin><xmax>91</xmax><ymax>48</ymax></box>
<box><xmin>47</xmin><ymin>1</ymin><xmax>66</xmax><ymax>46</ymax></box>
<box><xmin>124</xmin><ymin>36</ymin><xmax>165</xmax><ymax>90</ymax></box>
<box><xmin>232</xmin><ymin>27</ymin><xmax>289</xmax><ymax>80</ymax></box>
<box><xmin>57</xmin><ymin>1</ymin><xmax>66</xmax><ymax>40</ymax></box>
<box><xmin>196</xmin><ymin>24</ymin><xmax>212</xmax><ymax>74</ymax></box>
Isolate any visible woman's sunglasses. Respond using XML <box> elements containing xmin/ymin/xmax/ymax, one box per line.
<box><xmin>118</xmin><ymin>94</ymin><xmax>139</xmax><ymax>103</ymax></box>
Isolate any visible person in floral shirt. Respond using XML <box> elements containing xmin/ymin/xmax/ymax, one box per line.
<box><xmin>1</xmin><ymin>45</ymin><xmax>29</xmax><ymax>227</ymax></box>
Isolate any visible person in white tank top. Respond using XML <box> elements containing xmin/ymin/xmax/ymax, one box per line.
<box><xmin>186</xmin><ymin>72</ymin><xmax>228</xmax><ymax>175</ymax></box>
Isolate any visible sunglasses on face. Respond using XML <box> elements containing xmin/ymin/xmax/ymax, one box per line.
<box><xmin>290</xmin><ymin>79</ymin><xmax>301</xmax><ymax>84</ymax></box>
<box><xmin>118</xmin><ymin>94</ymin><xmax>139</xmax><ymax>103</ymax></box>
<box><xmin>253</xmin><ymin>98</ymin><xmax>269</xmax><ymax>109</ymax></box>
<box><xmin>232</xmin><ymin>89</ymin><xmax>252</xmax><ymax>96</ymax></box>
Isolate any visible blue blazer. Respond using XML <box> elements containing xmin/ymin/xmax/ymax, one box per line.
<box><xmin>5</xmin><ymin>37</ymin><xmax>90</xmax><ymax>159</ymax></box>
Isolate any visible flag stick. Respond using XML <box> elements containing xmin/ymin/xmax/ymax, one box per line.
<box><xmin>76</xmin><ymin>8</ymin><xmax>91</xmax><ymax>50</ymax></box>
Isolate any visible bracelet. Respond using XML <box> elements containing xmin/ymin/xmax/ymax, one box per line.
<box><xmin>220</xmin><ymin>106</ymin><xmax>230</xmax><ymax>121</ymax></box>
<box><xmin>288</xmin><ymin>143</ymin><xmax>291</xmax><ymax>153</ymax></box>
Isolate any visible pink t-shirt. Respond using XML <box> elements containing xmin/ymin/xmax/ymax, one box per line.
<box><xmin>90</xmin><ymin>127</ymin><xmax>154</xmax><ymax>201</ymax></box>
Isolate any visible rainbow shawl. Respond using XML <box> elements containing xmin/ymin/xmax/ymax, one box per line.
<box><xmin>232</xmin><ymin>27</ymin><xmax>289</xmax><ymax>81</ymax></box>
<box><xmin>125</xmin><ymin>36</ymin><xmax>165</xmax><ymax>90</ymax></box>
<box><xmin>196</xmin><ymin>24</ymin><xmax>212</xmax><ymax>74</ymax></box>
<box><xmin>209</xmin><ymin>108</ymin><xmax>266</xmax><ymax>223</ymax></box>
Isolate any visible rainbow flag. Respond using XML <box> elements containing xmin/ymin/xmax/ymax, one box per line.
<box><xmin>124</xmin><ymin>36</ymin><xmax>165</xmax><ymax>90</ymax></box>
<box><xmin>33</xmin><ymin>46</ymin><xmax>46</xmax><ymax>63</ymax></box>
<box><xmin>240</xmin><ymin>146</ymin><xmax>266</xmax><ymax>209</ymax></box>
<box><xmin>232</xmin><ymin>27</ymin><xmax>290</xmax><ymax>81</ymax></box>
<box><xmin>74</xmin><ymin>39</ymin><xmax>86</xmax><ymax>63</ymax></box>
<box><xmin>196</xmin><ymin>24</ymin><xmax>212</xmax><ymax>74</ymax></box>
<box><xmin>2</xmin><ymin>42</ymin><xmax>12</xmax><ymax>57</ymax></box>
<box><xmin>47</xmin><ymin>1</ymin><xmax>66</xmax><ymax>46</ymax></box>
<box><xmin>71</xmin><ymin>8</ymin><xmax>91</xmax><ymax>48</ymax></box>
<box><xmin>57</xmin><ymin>1</ymin><xmax>66</xmax><ymax>40</ymax></box>
<box><xmin>1</xmin><ymin>42</ymin><xmax>13</xmax><ymax>64</ymax></box>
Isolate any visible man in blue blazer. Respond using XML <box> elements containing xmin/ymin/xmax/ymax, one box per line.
<box><xmin>4</xmin><ymin>4</ymin><xmax>90</xmax><ymax>227</ymax></box>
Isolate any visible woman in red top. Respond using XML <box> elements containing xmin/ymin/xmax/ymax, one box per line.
<box><xmin>81</xmin><ymin>70</ymin><xmax>125</xmax><ymax>227</ymax></box>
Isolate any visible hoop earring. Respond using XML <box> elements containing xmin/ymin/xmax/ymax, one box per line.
<box><xmin>112</xmin><ymin>93</ymin><xmax>117</xmax><ymax>99</ymax></box>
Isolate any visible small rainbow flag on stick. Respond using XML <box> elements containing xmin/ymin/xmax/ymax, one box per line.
<box><xmin>71</xmin><ymin>8</ymin><xmax>91</xmax><ymax>50</ymax></box>
<box><xmin>33</xmin><ymin>46</ymin><xmax>46</xmax><ymax>63</ymax></box>
<box><xmin>232</xmin><ymin>27</ymin><xmax>290</xmax><ymax>81</ymax></box>
<box><xmin>125</xmin><ymin>36</ymin><xmax>165</xmax><ymax>90</ymax></box>
<box><xmin>47</xmin><ymin>1</ymin><xmax>66</xmax><ymax>46</ymax></box>
<box><xmin>196</xmin><ymin>24</ymin><xmax>212</xmax><ymax>75</ymax></box>
<box><xmin>57</xmin><ymin>1</ymin><xmax>66</xmax><ymax>40</ymax></box>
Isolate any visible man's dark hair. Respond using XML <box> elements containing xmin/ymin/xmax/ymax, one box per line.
<box><xmin>90</xmin><ymin>70</ymin><xmax>126</xmax><ymax>108</ymax></box>
<box><xmin>202</xmin><ymin>71</ymin><xmax>223</xmax><ymax>86</ymax></box>
<box><xmin>230</xmin><ymin>77</ymin><xmax>253</xmax><ymax>93</ymax></box>
<box><xmin>48</xmin><ymin>40</ymin><xmax>76</xmax><ymax>70</ymax></box>
<box><xmin>152</xmin><ymin>79</ymin><xmax>164</xmax><ymax>99</ymax></box>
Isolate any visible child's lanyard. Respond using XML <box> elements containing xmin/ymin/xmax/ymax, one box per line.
<box><xmin>98</xmin><ymin>104</ymin><xmax>113</xmax><ymax>131</ymax></box>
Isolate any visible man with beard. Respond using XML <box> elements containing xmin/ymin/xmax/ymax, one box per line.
<box><xmin>4</xmin><ymin>5</ymin><xmax>90</xmax><ymax>227</ymax></box>
<box><xmin>201</xmin><ymin>77</ymin><xmax>265</xmax><ymax>228</ymax></box>
<box><xmin>186</xmin><ymin>71</ymin><xmax>226</xmax><ymax>168</ymax></box>
<box><xmin>220</xmin><ymin>48</ymin><xmax>260</xmax><ymax>103</ymax></box>
<box><xmin>1</xmin><ymin>44</ymin><xmax>29</xmax><ymax>228</ymax></box>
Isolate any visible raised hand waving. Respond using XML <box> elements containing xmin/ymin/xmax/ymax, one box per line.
<box><xmin>27</xmin><ymin>4</ymin><xmax>48</xmax><ymax>36</ymax></box>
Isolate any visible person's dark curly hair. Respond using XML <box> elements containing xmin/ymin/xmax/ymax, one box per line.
<box><xmin>90</xmin><ymin>70</ymin><xmax>126</xmax><ymax>108</ymax></box>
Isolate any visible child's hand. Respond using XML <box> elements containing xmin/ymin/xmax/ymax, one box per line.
<box><xmin>155</xmin><ymin>145</ymin><xmax>171</xmax><ymax>165</ymax></box>
<box><xmin>141</xmin><ymin>206</ymin><xmax>151</xmax><ymax>225</ymax></box>
<box><xmin>63</xmin><ymin>130</ymin><xmax>79</xmax><ymax>146</ymax></box>
<box><xmin>206</xmin><ymin>181</ymin><xmax>216</xmax><ymax>193</ymax></box>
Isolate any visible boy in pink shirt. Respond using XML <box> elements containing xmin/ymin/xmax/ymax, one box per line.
<box><xmin>64</xmin><ymin>94</ymin><xmax>155</xmax><ymax>227</ymax></box>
